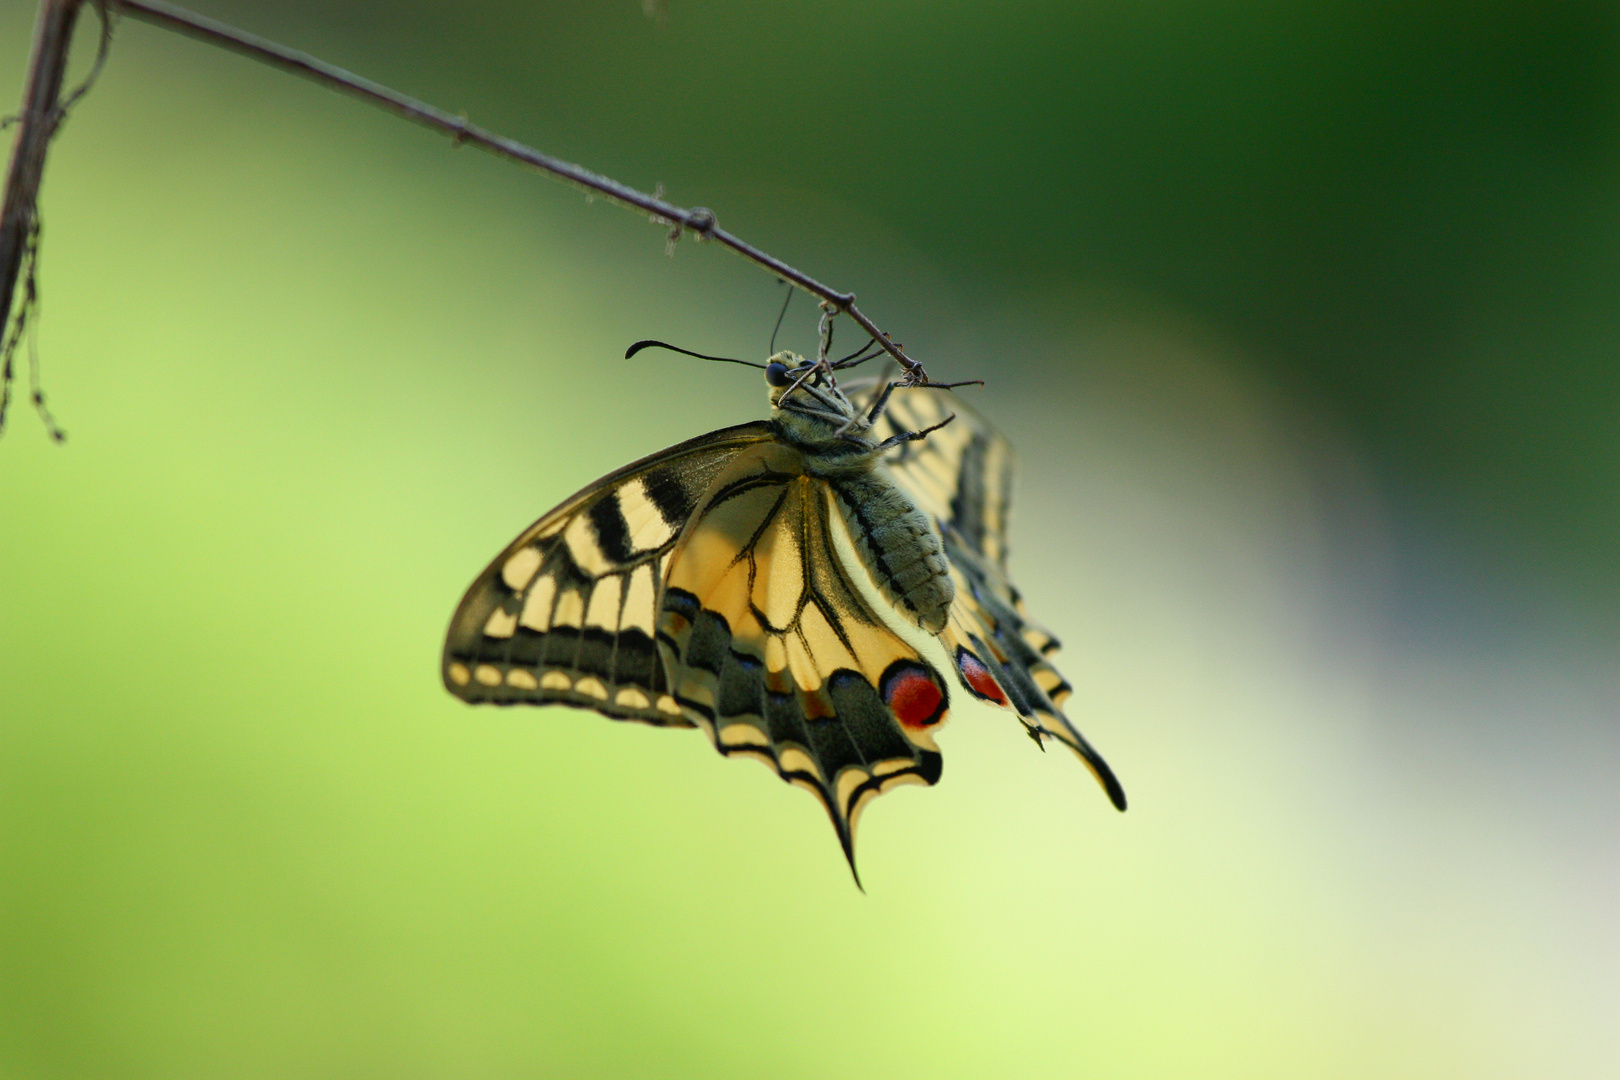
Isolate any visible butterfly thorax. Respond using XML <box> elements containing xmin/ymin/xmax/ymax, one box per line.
<box><xmin>765</xmin><ymin>352</ymin><xmax>955</xmax><ymax>634</ymax></box>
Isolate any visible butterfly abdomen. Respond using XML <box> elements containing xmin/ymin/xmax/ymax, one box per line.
<box><xmin>830</xmin><ymin>469</ymin><xmax>954</xmax><ymax>634</ymax></box>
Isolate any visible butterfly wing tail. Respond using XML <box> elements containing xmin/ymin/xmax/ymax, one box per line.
<box><xmin>941</xmin><ymin>542</ymin><xmax>1127</xmax><ymax>812</ymax></box>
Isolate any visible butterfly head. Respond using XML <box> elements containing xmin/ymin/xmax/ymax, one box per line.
<box><xmin>763</xmin><ymin>350</ymin><xmax>878</xmax><ymax>457</ymax></box>
<box><xmin>763</xmin><ymin>355</ymin><xmax>801</xmax><ymax>390</ymax></box>
<box><xmin>763</xmin><ymin>350</ymin><xmax>816</xmax><ymax>396</ymax></box>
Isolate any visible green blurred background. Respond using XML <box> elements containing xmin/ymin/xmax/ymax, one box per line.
<box><xmin>3</xmin><ymin>1</ymin><xmax>1616</xmax><ymax>1076</ymax></box>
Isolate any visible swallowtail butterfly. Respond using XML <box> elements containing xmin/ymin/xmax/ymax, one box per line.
<box><xmin>444</xmin><ymin>352</ymin><xmax>1125</xmax><ymax>877</ymax></box>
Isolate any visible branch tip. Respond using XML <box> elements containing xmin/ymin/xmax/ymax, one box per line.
<box><xmin>0</xmin><ymin>0</ymin><xmax>944</xmax><ymax>438</ymax></box>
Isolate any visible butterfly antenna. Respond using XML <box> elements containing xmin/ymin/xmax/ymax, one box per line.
<box><xmin>625</xmin><ymin>339</ymin><xmax>767</xmax><ymax>369</ymax></box>
<box><xmin>768</xmin><ymin>281</ymin><xmax>793</xmax><ymax>354</ymax></box>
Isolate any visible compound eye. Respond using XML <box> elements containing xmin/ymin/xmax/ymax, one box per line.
<box><xmin>765</xmin><ymin>361</ymin><xmax>792</xmax><ymax>387</ymax></box>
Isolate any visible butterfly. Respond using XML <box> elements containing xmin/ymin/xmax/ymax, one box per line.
<box><xmin>443</xmin><ymin>347</ymin><xmax>1126</xmax><ymax>879</ymax></box>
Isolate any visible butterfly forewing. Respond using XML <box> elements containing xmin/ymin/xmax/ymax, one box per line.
<box><xmin>443</xmin><ymin>422</ymin><xmax>773</xmax><ymax>724</ymax></box>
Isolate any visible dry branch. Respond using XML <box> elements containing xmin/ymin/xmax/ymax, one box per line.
<box><xmin>0</xmin><ymin>0</ymin><xmax>930</xmax><ymax>438</ymax></box>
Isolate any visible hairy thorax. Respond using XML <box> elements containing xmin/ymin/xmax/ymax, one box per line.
<box><xmin>769</xmin><ymin>366</ymin><xmax>955</xmax><ymax>633</ymax></box>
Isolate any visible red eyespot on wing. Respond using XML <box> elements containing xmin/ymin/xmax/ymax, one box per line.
<box><xmin>881</xmin><ymin>661</ymin><xmax>946</xmax><ymax>728</ymax></box>
<box><xmin>956</xmin><ymin>649</ymin><xmax>1008</xmax><ymax>704</ymax></box>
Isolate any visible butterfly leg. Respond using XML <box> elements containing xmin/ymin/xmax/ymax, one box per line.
<box><xmin>863</xmin><ymin>380</ymin><xmax>904</xmax><ymax>425</ymax></box>
<box><xmin>836</xmin><ymin>376</ymin><xmax>907</xmax><ymax>436</ymax></box>
<box><xmin>855</xmin><ymin>378</ymin><xmax>987</xmax><ymax>435</ymax></box>
<box><xmin>875</xmin><ymin>412</ymin><xmax>956</xmax><ymax>451</ymax></box>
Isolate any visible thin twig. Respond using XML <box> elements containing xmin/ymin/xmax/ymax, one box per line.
<box><xmin>0</xmin><ymin>0</ymin><xmax>88</xmax><ymax>432</ymax></box>
<box><xmin>0</xmin><ymin>1</ymin><xmax>105</xmax><ymax>438</ymax></box>
<box><xmin>104</xmin><ymin>0</ymin><xmax>929</xmax><ymax>382</ymax></box>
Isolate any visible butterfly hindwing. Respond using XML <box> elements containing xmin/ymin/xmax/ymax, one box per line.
<box><xmin>656</xmin><ymin>441</ymin><xmax>950</xmax><ymax>867</ymax></box>
<box><xmin>875</xmin><ymin>379</ymin><xmax>1017</xmax><ymax>570</ymax></box>
<box><xmin>443</xmin><ymin>422</ymin><xmax>774</xmax><ymax>724</ymax></box>
<box><xmin>941</xmin><ymin>538</ymin><xmax>1126</xmax><ymax>808</ymax></box>
<box><xmin>876</xmin><ymin>381</ymin><xmax>1127</xmax><ymax>810</ymax></box>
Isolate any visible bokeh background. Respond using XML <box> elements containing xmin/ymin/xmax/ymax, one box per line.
<box><xmin>3</xmin><ymin>2</ymin><xmax>1616</xmax><ymax>1076</ymax></box>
